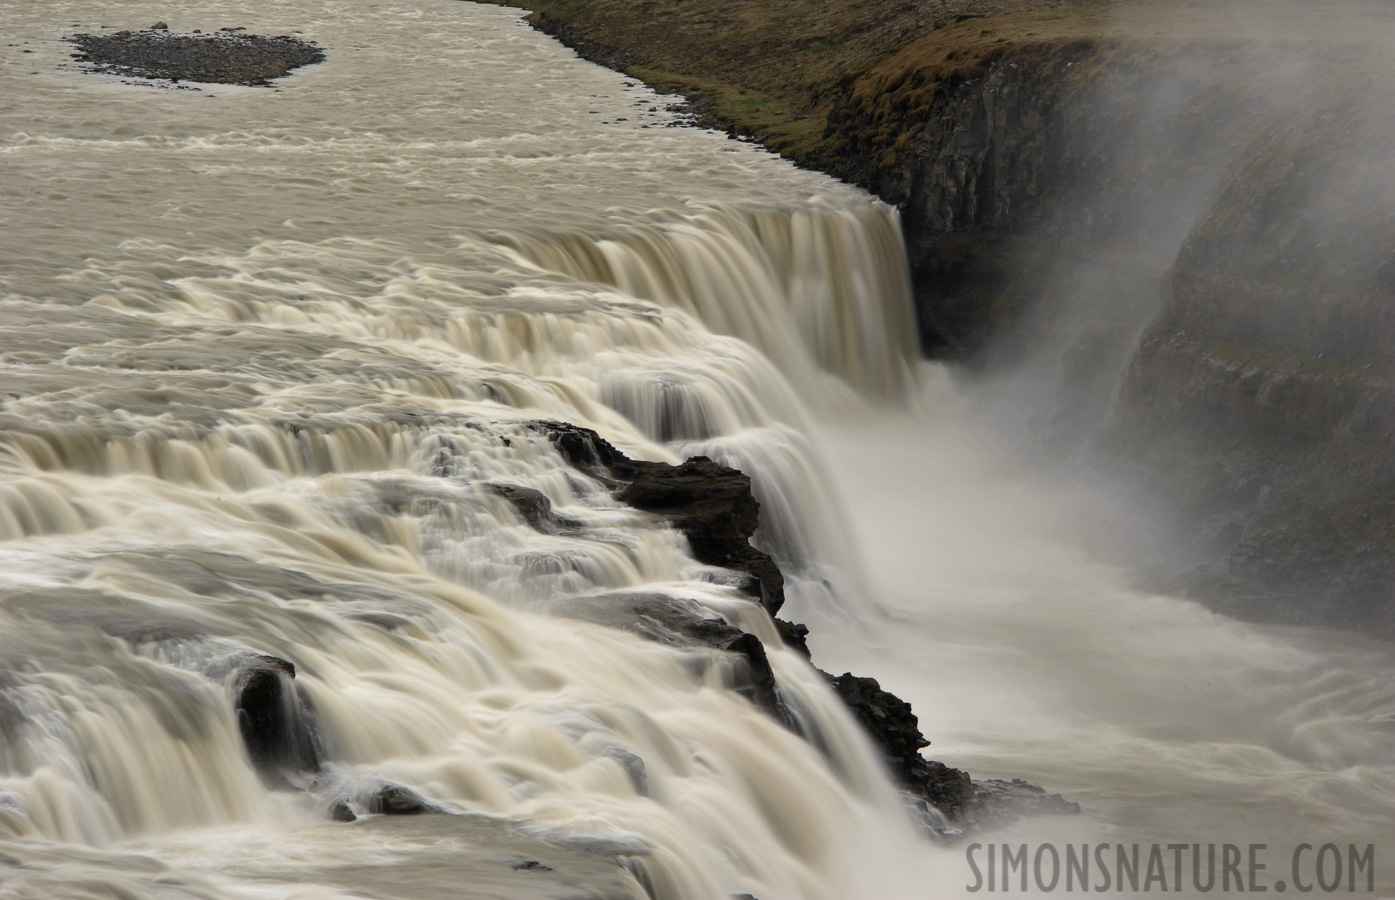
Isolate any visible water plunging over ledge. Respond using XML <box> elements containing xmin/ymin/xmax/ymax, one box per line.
<box><xmin>3</xmin><ymin>0</ymin><xmax>1394</xmax><ymax>897</ymax></box>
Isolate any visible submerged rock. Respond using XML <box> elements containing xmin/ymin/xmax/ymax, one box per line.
<box><xmin>550</xmin><ymin>590</ymin><xmax>792</xmax><ymax>725</ymax></box>
<box><xmin>510</xmin><ymin>859</ymin><xmax>554</xmax><ymax>871</ymax></box>
<box><xmin>484</xmin><ymin>482</ymin><xmax>583</xmax><ymax>533</ymax></box>
<box><xmin>328</xmin><ymin>799</ymin><xmax>357</xmax><ymax>823</ymax></box>
<box><xmin>234</xmin><ymin>655</ymin><xmax>323</xmax><ymax>788</ymax></box>
<box><xmin>365</xmin><ymin>783</ymin><xmax>445</xmax><ymax>816</ymax></box>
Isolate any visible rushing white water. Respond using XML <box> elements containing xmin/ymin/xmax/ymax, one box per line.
<box><xmin>1</xmin><ymin>2</ymin><xmax>934</xmax><ymax>898</ymax></box>
<box><xmin>809</xmin><ymin>371</ymin><xmax>1395</xmax><ymax>896</ymax></box>
<box><xmin>3</xmin><ymin>0</ymin><xmax>1395</xmax><ymax>898</ymax></box>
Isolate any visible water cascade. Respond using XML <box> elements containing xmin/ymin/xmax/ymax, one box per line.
<box><xmin>0</xmin><ymin>1</ymin><xmax>942</xmax><ymax>897</ymax></box>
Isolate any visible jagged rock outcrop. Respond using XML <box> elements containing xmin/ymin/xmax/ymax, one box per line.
<box><xmin>541</xmin><ymin>420</ymin><xmax>1076</xmax><ymax>831</ymax></box>
<box><xmin>537</xmin><ymin>420</ymin><xmax>785</xmax><ymax>615</ymax></box>
<box><xmin>822</xmin><ymin>671</ymin><xmax>979</xmax><ymax>822</ymax></box>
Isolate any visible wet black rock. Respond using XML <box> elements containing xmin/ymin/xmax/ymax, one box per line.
<box><xmin>67</xmin><ymin>28</ymin><xmax>324</xmax><ymax>87</ymax></box>
<box><xmin>550</xmin><ymin>590</ymin><xmax>741</xmax><ymax>648</ymax></box>
<box><xmin>974</xmin><ymin>778</ymin><xmax>1081</xmax><ymax>822</ymax></box>
<box><xmin>535</xmin><ymin>421</ymin><xmax>784</xmax><ymax>614</ymax></box>
<box><xmin>510</xmin><ymin>859</ymin><xmax>554</xmax><ymax>871</ymax></box>
<box><xmin>822</xmin><ymin>669</ymin><xmax>1082</xmax><ymax>830</ymax></box>
<box><xmin>234</xmin><ymin>655</ymin><xmax>322</xmax><ymax>788</ymax></box>
<box><xmin>772</xmin><ymin>618</ymin><xmax>810</xmax><ymax>657</ymax></box>
<box><xmin>549</xmin><ymin>590</ymin><xmax>792</xmax><ymax>724</ymax></box>
<box><xmin>822</xmin><ymin>670</ymin><xmax>980</xmax><ymax>822</ymax></box>
<box><xmin>723</xmin><ymin>632</ymin><xmax>790</xmax><ymax>726</ymax></box>
<box><xmin>538</xmin><ymin>419</ymin><xmax>1076</xmax><ymax>832</ymax></box>
<box><xmin>328</xmin><ymin>800</ymin><xmax>357</xmax><ymax>823</ymax></box>
<box><xmin>484</xmin><ymin>482</ymin><xmax>583</xmax><ymax>533</ymax></box>
<box><xmin>366</xmin><ymin>783</ymin><xmax>445</xmax><ymax>816</ymax></box>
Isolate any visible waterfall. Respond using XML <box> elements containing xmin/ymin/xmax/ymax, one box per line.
<box><xmin>502</xmin><ymin>202</ymin><xmax>919</xmax><ymax>400</ymax></box>
<box><xmin>0</xmin><ymin>0</ymin><xmax>939</xmax><ymax>896</ymax></box>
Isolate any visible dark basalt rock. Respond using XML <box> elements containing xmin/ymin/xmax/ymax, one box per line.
<box><xmin>366</xmin><ymin>783</ymin><xmax>445</xmax><ymax>816</ymax></box>
<box><xmin>973</xmin><ymin>778</ymin><xmax>1081</xmax><ymax>822</ymax></box>
<box><xmin>723</xmin><ymin>632</ymin><xmax>790</xmax><ymax>726</ymax></box>
<box><xmin>234</xmin><ymin>655</ymin><xmax>322</xmax><ymax>788</ymax></box>
<box><xmin>535</xmin><ymin>421</ymin><xmax>785</xmax><ymax>614</ymax></box>
<box><xmin>825</xmin><ymin>671</ymin><xmax>929</xmax><ymax>764</ymax></box>
<box><xmin>67</xmin><ymin>28</ymin><xmax>324</xmax><ymax>87</ymax></box>
<box><xmin>823</xmin><ymin>669</ymin><xmax>1081</xmax><ymax>830</ymax></box>
<box><xmin>550</xmin><ymin>590</ymin><xmax>742</xmax><ymax>648</ymax></box>
<box><xmin>511</xmin><ymin>859</ymin><xmax>554</xmax><ymax>871</ymax></box>
<box><xmin>550</xmin><ymin>590</ymin><xmax>792</xmax><ymax>724</ymax></box>
<box><xmin>822</xmin><ymin>670</ymin><xmax>979</xmax><ymax>822</ymax></box>
<box><xmin>539</xmin><ymin>419</ymin><xmax>1075</xmax><ymax>832</ymax></box>
<box><xmin>328</xmin><ymin>799</ymin><xmax>357</xmax><ymax>823</ymax></box>
<box><xmin>773</xmin><ymin>618</ymin><xmax>811</xmax><ymax>657</ymax></box>
<box><xmin>485</xmin><ymin>482</ymin><xmax>583</xmax><ymax>533</ymax></box>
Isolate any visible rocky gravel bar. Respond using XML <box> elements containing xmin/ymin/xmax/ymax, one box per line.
<box><xmin>67</xmin><ymin>26</ymin><xmax>324</xmax><ymax>87</ymax></box>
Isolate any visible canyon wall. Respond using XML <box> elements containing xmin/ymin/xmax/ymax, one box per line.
<box><xmin>819</xmin><ymin>18</ymin><xmax>1395</xmax><ymax>635</ymax></box>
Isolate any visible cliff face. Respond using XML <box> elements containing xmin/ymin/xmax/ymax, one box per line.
<box><xmin>822</xmin><ymin>41</ymin><xmax>1086</xmax><ymax>356</ymax></box>
<box><xmin>1109</xmin><ymin>84</ymin><xmax>1395</xmax><ymax>634</ymax></box>
<box><xmin>820</xmin><ymin>23</ymin><xmax>1395</xmax><ymax>635</ymax></box>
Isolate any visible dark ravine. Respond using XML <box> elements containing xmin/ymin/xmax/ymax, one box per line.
<box><xmin>491</xmin><ymin>0</ymin><xmax>1395</xmax><ymax>640</ymax></box>
<box><xmin>814</xmin><ymin>31</ymin><xmax>1395</xmax><ymax>638</ymax></box>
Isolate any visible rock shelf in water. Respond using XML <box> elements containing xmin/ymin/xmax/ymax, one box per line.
<box><xmin>67</xmin><ymin>27</ymin><xmax>324</xmax><ymax>87</ymax></box>
<box><xmin>536</xmin><ymin>419</ymin><xmax>1078</xmax><ymax>834</ymax></box>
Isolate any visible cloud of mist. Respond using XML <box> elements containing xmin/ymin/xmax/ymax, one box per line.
<box><xmin>937</xmin><ymin>0</ymin><xmax>1395</xmax><ymax>588</ymax></box>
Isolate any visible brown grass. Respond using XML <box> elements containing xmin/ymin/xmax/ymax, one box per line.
<box><xmin>475</xmin><ymin>0</ymin><xmax>1395</xmax><ymax>170</ymax></box>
